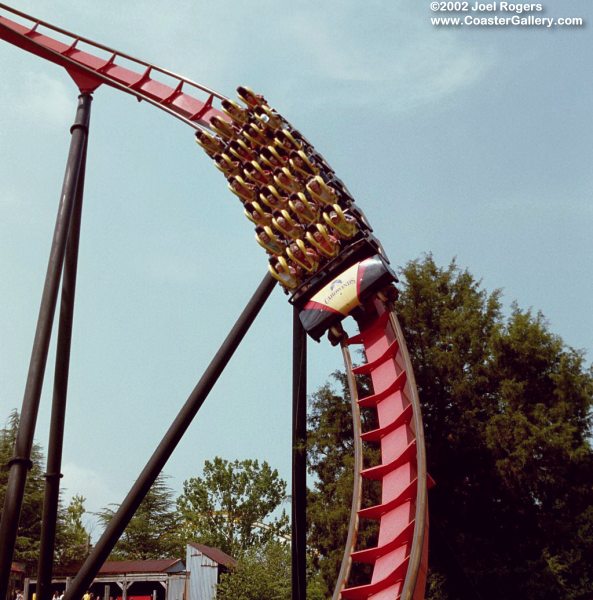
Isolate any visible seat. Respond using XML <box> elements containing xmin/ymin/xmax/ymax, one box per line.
<box><xmin>221</xmin><ymin>99</ymin><xmax>249</xmax><ymax>125</ymax></box>
<box><xmin>288</xmin><ymin>192</ymin><xmax>318</xmax><ymax>224</ymax></box>
<box><xmin>237</xmin><ymin>85</ymin><xmax>268</xmax><ymax>109</ymax></box>
<box><xmin>322</xmin><ymin>205</ymin><xmax>358</xmax><ymax>238</ymax></box>
<box><xmin>306</xmin><ymin>175</ymin><xmax>338</xmax><ymax>206</ymax></box>
<box><xmin>210</xmin><ymin>115</ymin><xmax>236</xmax><ymax>141</ymax></box>
<box><xmin>195</xmin><ymin>130</ymin><xmax>224</xmax><ymax>155</ymax></box>
<box><xmin>306</xmin><ymin>223</ymin><xmax>340</xmax><ymax>258</ymax></box>
<box><xmin>255</xmin><ymin>225</ymin><xmax>285</xmax><ymax>256</ymax></box>
<box><xmin>286</xmin><ymin>239</ymin><xmax>319</xmax><ymax>273</ymax></box>
<box><xmin>214</xmin><ymin>153</ymin><xmax>241</xmax><ymax>177</ymax></box>
<box><xmin>268</xmin><ymin>256</ymin><xmax>300</xmax><ymax>289</ymax></box>
<box><xmin>272</xmin><ymin>209</ymin><xmax>303</xmax><ymax>241</ymax></box>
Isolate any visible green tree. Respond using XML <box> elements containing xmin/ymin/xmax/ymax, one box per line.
<box><xmin>0</xmin><ymin>410</ymin><xmax>45</xmax><ymax>566</ymax></box>
<box><xmin>99</xmin><ymin>473</ymin><xmax>179</xmax><ymax>559</ymax></box>
<box><xmin>177</xmin><ymin>457</ymin><xmax>289</xmax><ymax>557</ymax></box>
<box><xmin>306</xmin><ymin>371</ymin><xmax>379</xmax><ymax>596</ymax></box>
<box><xmin>216</xmin><ymin>541</ymin><xmax>326</xmax><ymax>600</ymax></box>
<box><xmin>398</xmin><ymin>257</ymin><xmax>593</xmax><ymax>599</ymax></box>
<box><xmin>306</xmin><ymin>255</ymin><xmax>593</xmax><ymax>600</ymax></box>
<box><xmin>55</xmin><ymin>494</ymin><xmax>90</xmax><ymax>566</ymax></box>
<box><xmin>216</xmin><ymin>541</ymin><xmax>291</xmax><ymax>600</ymax></box>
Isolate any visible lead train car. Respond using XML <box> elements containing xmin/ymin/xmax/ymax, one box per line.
<box><xmin>297</xmin><ymin>254</ymin><xmax>397</xmax><ymax>342</ymax></box>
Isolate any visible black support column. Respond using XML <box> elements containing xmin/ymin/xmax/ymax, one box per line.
<box><xmin>0</xmin><ymin>93</ymin><xmax>92</xmax><ymax>600</ymax></box>
<box><xmin>292</xmin><ymin>308</ymin><xmax>307</xmax><ymax>599</ymax></box>
<box><xmin>36</xmin><ymin>121</ymin><xmax>90</xmax><ymax>600</ymax></box>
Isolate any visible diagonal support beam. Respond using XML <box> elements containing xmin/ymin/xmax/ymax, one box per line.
<box><xmin>63</xmin><ymin>273</ymin><xmax>276</xmax><ymax>600</ymax></box>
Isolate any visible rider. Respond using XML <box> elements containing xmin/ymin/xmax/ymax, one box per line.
<box><xmin>259</xmin><ymin>145</ymin><xmax>290</xmax><ymax>170</ymax></box>
<box><xmin>286</xmin><ymin>239</ymin><xmax>320</xmax><ymax>273</ymax></box>
<box><xmin>228</xmin><ymin>138</ymin><xmax>255</xmax><ymax>163</ymax></box>
<box><xmin>259</xmin><ymin>185</ymin><xmax>289</xmax><ymax>211</ymax></box>
<box><xmin>221</xmin><ymin>98</ymin><xmax>249</xmax><ymax>126</ymax></box>
<box><xmin>288</xmin><ymin>192</ymin><xmax>318</xmax><ymax>224</ymax></box>
<box><xmin>243</xmin><ymin>122</ymin><xmax>275</xmax><ymax>148</ymax></box>
<box><xmin>244</xmin><ymin>161</ymin><xmax>271</xmax><ymax>186</ymax></box>
<box><xmin>210</xmin><ymin>114</ymin><xmax>237</xmax><ymax>141</ymax></box>
<box><xmin>244</xmin><ymin>201</ymin><xmax>273</xmax><ymax>226</ymax></box>
<box><xmin>272</xmin><ymin>209</ymin><xmax>304</xmax><ymax>241</ymax></box>
<box><xmin>228</xmin><ymin>175</ymin><xmax>258</xmax><ymax>203</ymax></box>
<box><xmin>306</xmin><ymin>223</ymin><xmax>340</xmax><ymax>259</ymax></box>
<box><xmin>268</xmin><ymin>256</ymin><xmax>301</xmax><ymax>290</ymax></box>
<box><xmin>255</xmin><ymin>225</ymin><xmax>286</xmax><ymax>256</ymax></box>
<box><xmin>253</xmin><ymin>104</ymin><xmax>286</xmax><ymax>131</ymax></box>
<box><xmin>195</xmin><ymin>129</ymin><xmax>225</xmax><ymax>156</ymax></box>
<box><xmin>273</xmin><ymin>168</ymin><xmax>302</xmax><ymax>195</ymax></box>
<box><xmin>306</xmin><ymin>176</ymin><xmax>339</xmax><ymax>206</ymax></box>
<box><xmin>213</xmin><ymin>153</ymin><xmax>241</xmax><ymax>178</ymax></box>
<box><xmin>322</xmin><ymin>204</ymin><xmax>359</xmax><ymax>239</ymax></box>
<box><xmin>237</xmin><ymin>86</ymin><xmax>268</xmax><ymax>109</ymax></box>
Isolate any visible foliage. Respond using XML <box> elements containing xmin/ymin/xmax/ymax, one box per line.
<box><xmin>0</xmin><ymin>410</ymin><xmax>45</xmax><ymax>566</ymax></box>
<box><xmin>306</xmin><ymin>254</ymin><xmax>593</xmax><ymax>600</ymax></box>
<box><xmin>216</xmin><ymin>540</ymin><xmax>326</xmax><ymax>600</ymax></box>
<box><xmin>54</xmin><ymin>494</ymin><xmax>90</xmax><ymax>566</ymax></box>
<box><xmin>216</xmin><ymin>541</ymin><xmax>291</xmax><ymax>600</ymax></box>
<box><xmin>98</xmin><ymin>473</ymin><xmax>180</xmax><ymax>559</ymax></box>
<box><xmin>306</xmin><ymin>371</ymin><xmax>378</xmax><ymax>595</ymax></box>
<box><xmin>176</xmin><ymin>457</ymin><xmax>289</xmax><ymax>557</ymax></box>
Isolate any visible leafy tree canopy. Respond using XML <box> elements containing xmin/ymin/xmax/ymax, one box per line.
<box><xmin>98</xmin><ymin>473</ymin><xmax>180</xmax><ymax>560</ymax></box>
<box><xmin>177</xmin><ymin>457</ymin><xmax>289</xmax><ymax>558</ymax></box>
<box><xmin>216</xmin><ymin>541</ymin><xmax>291</xmax><ymax>600</ymax></box>
<box><xmin>216</xmin><ymin>541</ymin><xmax>326</xmax><ymax>600</ymax></box>
<box><xmin>54</xmin><ymin>494</ymin><xmax>90</xmax><ymax>566</ymax></box>
<box><xmin>0</xmin><ymin>410</ymin><xmax>45</xmax><ymax>566</ymax></box>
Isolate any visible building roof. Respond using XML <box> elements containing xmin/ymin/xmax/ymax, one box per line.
<box><xmin>98</xmin><ymin>559</ymin><xmax>184</xmax><ymax>575</ymax></box>
<box><xmin>11</xmin><ymin>562</ymin><xmax>26</xmax><ymax>574</ymax></box>
<box><xmin>187</xmin><ymin>543</ymin><xmax>236</xmax><ymax>567</ymax></box>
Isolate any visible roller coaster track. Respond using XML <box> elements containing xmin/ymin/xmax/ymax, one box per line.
<box><xmin>0</xmin><ymin>4</ymin><xmax>429</xmax><ymax>599</ymax></box>
<box><xmin>336</xmin><ymin>303</ymin><xmax>428</xmax><ymax>599</ymax></box>
<box><xmin>0</xmin><ymin>4</ymin><xmax>227</xmax><ymax>128</ymax></box>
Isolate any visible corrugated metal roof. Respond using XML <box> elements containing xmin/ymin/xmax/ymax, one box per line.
<box><xmin>98</xmin><ymin>559</ymin><xmax>184</xmax><ymax>574</ymax></box>
<box><xmin>187</xmin><ymin>543</ymin><xmax>236</xmax><ymax>568</ymax></box>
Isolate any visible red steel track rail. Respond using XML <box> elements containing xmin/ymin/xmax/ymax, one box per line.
<box><xmin>335</xmin><ymin>300</ymin><xmax>429</xmax><ymax>600</ymax></box>
<box><xmin>0</xmin><ymin>3</ymin><xmax>227</xmax><ymax>129</ymax></box>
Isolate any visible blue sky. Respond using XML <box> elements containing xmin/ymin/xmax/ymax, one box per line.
<box><xmin>1</xmin><ymin>0</ymin><xmax>591</xmax><ymax>538</ymax></box>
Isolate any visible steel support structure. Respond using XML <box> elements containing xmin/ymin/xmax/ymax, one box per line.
<box><xmin>292</xmin><ymin>308</ymin><xmax>307</xmax><ymax>600</ymax></box>
<box><xmin>0</xmin><ymin>93</ymin><xmax>92</xmax><ymax>600</ymax></box>
<box><xmin>36</xmin><ymin>129</ymin><xmax>90</xmax><ymax>600</ymax></box>
<box><xmin>62</xmin><ymin>273</ymin><xmax>277</xmax><ymax>600</ymax></box>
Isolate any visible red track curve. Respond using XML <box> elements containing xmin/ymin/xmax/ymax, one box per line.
<box><xmin>0</xmin><ymin>3</ymin><xmax>227</xmax><ymax>129</ymax></box>
<box><xmin>336</xmin><ymin>301</ymin><xmax>429</xmax><ymax>599</ymax></box>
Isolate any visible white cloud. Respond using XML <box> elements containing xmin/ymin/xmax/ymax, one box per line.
<box><xmin>61</xmin><ymin>463</ymin><xmax>115</xmax><ymax>506</ymax></box>
<box><xmin>280</xmin><ymin>6</ymin><xmax>493</xmax><ymax>113</ymax></box>
<box><xmin>61</xmin><ymin>462</ymin><xmax>117</xmax><ymax>539</ymax></box>
<box><xmin>0</xmin><ymin>70</ymin><xmax>72</xmax><ymax>130</ymax></box>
